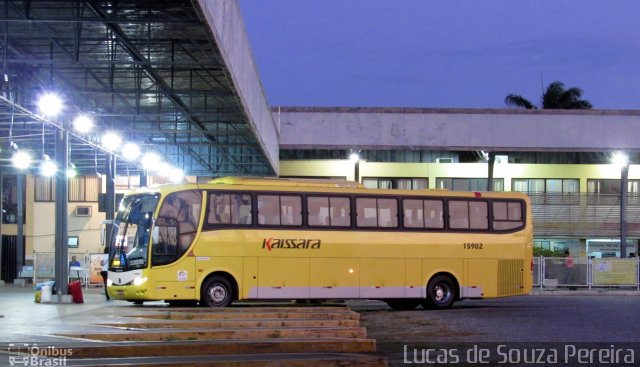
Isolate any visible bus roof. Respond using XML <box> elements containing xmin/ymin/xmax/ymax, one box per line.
<box><xmin>208</xmin><ymin>176</ymin><xmax>365</xmax><ymax>189</ymax></box>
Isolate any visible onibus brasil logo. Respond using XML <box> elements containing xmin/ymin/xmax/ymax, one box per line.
<box><xmin>7</xmin><ymin>343</ymin><xmax>72</xmax><ymax>366</ymax></box>
<box><xmin>262</xmin><ymin>238</ymin><xmax>321</xmax><ymax>251</ymax></box>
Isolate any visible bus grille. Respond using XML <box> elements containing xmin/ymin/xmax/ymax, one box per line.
<box><xmin>498</xmin><ymin>259</ymin><xmax>524</xmax><ymax>296</ymax></box>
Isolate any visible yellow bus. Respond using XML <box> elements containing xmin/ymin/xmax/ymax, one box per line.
<box><xmin>107</xmin><ymin>177</ymin><xmax>532</xmax><ymax>309</ymax></box>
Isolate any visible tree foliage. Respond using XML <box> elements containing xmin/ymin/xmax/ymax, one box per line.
<box><xmin>505</xmin><ymin>81</ymin><xmax>592</xmax><ymax>110</ymax></box>
<box><xmin>533</xmin><ymin>247</ymin><xmax>567</xmax><ymax>257</ymax></box>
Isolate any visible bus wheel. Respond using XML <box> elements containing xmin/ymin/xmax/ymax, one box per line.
<box><xmin>385</xmin><ymin>299</ymin><xmax>419</xmax><ymax>311</ymax></box>
<box><xmin>201</xmin><ymin>276</ymin><xmax>233</xmax><ymax>307</ymax></box>
<box><xmin>423</xmin><ymin>275</ymin><xmax>456</xmax><ymax>309</ymax></box>
<box><xmin>132</xmin><ymin>301</ymin><xmax>144</xmax><ymax>305</ymax></box>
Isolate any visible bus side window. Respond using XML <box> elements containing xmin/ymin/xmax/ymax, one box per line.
<box><xmin>448</xmin><ymin>200</ymin><xmax>469</xmax><ymax>229</ymax></box>
<box><xmin>377</xmin><ymin>198</ymin><xmax>398</xmax><ymax>228</ymax></box>
<box><xmin>308</xmin><ymin>197</ymin><xmax>330</xmax><ymax>226</ymax></box>
<box><xmin>329</xmin><ymin>197</ymin><xmax>350</xmax><ymax>227</ymax></box>
<box><xmin>208</xmin><ymin>194</ymin><xmax>231</xmax><ymax>225</ymax></box>
<box><xmin>258</xmin><ymin>195</ymin><xmax>280</xmax><ymax>225</ymax></box>
<box><xmin>231</xmin><ymin>194</ymin><xmax>252</xmax><ymax>225</ymax></box>
<box><xmin>356</xmin><ymin>198</ymin><xmax>377</xmax><ymax>227</ymax></box>
<box><xmin>493</xmin><ymin>201</ymin><xmax>523</xmax><ymax>230</ymax></box>
<box><xmin>424</xmin><ymin>199</ymin><xmax>444</xmax><ymax>229</ymax></box>
<box><xmin>280</xmin><ymin>195</ymin><xmax>302</xmax><ymax>226</ymax></box>
<box><xmin>403</xmin><ymin>199</ymin><xmax>424</xmax><ymax>228</ymax></box>
<box><xmin>469</xmin><ymin>201</ymin><xmax>488</xmax><ymax>229</ymax></box>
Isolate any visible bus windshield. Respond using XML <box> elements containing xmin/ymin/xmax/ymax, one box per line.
<box><xmin>109</xmin><ymin>194</ymin><xmax>159</xmax><ymax>271</ymax></box>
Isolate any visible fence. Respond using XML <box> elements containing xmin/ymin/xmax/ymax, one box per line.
<box><xmin>534</xmin><ymin>256</ymin><xmax>640</xmax><ymax>290</ymax></box>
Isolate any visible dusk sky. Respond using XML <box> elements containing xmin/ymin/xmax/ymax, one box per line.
<box><xmin>239</xmin><ymin>1</ymin><xmax>640</xmax><ymax>110</ymax></box>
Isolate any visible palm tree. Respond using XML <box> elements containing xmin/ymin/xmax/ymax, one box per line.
<box><xmin>505</xmin><ymin>81</ymin><xmax>592</xmax><ymax>109</ymax></box>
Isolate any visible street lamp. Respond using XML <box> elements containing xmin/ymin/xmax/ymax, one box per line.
<box><xmin>613</xmin><ymin>152</ymin><xmax>629</xmax><ymax>258</ymax></box>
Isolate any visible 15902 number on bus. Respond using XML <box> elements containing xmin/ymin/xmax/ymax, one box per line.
<box><xmin>463</xmin><ymin>242</ymin><xmax>483</xmax><ymax>250</ymax></box>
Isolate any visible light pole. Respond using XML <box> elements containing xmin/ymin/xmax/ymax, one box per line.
<box><xmin>350</xmin><ymin>152</ymin><xmax>360</xmax><ymax>183</ymax></box>
<box><xmin>613</xmin><ymin>152</ymin><xmax>629</xmax><ymax>258</ymax></box>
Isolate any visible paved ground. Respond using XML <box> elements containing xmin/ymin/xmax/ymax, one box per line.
<box><xmin>351</xmin><ymin>294</ymin><xmax>640</xmax><ymax>366</ymax></box>
<box><xmin>2</xmin><ymin>285</ymin><xmax>640</xmax><ymax>366</ymax></box>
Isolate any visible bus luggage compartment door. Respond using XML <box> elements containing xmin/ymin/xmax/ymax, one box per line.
<box><xmin>257</xmin><ymin>257</ymin><xmax>310</xmax><ymax>299</ymax></box>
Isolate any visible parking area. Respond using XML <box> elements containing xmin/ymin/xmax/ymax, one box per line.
<box><xmin>2</xmin><ymin>286</ymin><xmax>640</xmax><ymax>366</ymax></box>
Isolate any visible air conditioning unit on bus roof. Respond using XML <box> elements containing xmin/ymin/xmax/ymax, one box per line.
<box><xmin>435</xmin><ymin>158</ymin><xmax>453</xmax><ymax>163</ymax></box>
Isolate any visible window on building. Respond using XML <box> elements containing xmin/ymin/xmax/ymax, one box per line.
<box><xmin>115</xmin><ymin>175</ymin><xmax>141</xmax><ymax>190</ymax></box>
<box><xmin>587</xmin><ymin>179</ymin><xmax>640</xmax><ymax>195</ymax></box>
<box><xmin>403</xmin><ymin>199</ymin><xmax>444</xmax><ymax>229</ymax></box>
<box><xmin>436</xmin><ymin>178</ymin><xmax>504</xmax><ymax>191</ymax></box>
<box><xmin>35</xmin><ymin>176</ymin><xmax>55</xmax><ymax>202</ymax></box>
<box><xmin>35</xmin><ymin>175</ymin><xmax>100</xmax><ymax>202</ymax></box>
<box><xmin>68</xmin><ymin>176</ymin><xmax>100</xmax><ymax>202</ymax></box>
<box><xmin>587</xmin><ymin>179</ymin><xmax>640</xmax><ymax>205</ymax></box>
<box><xmin>2</xmin><ymin>175</ymin><xmax>25</xmax><ymax>224</ymax></box>
<box><xmin>512</xmin><ymin>178</ymin><xmax>579</xmax><ymax>204</ymax></box>
<box><xmin>512</xmin><ymin>178</ymin><xmax>579</xmax><ymax>193</ymax></box>
<box><xmin>257</xmin><ymin>195</ymin><xmax>302</xmax><ymax>226</ymax></box>
<box><xmin>362</xmin><ymin>177</ymin><xmax>428</xmax><ymax>190</ymax></box>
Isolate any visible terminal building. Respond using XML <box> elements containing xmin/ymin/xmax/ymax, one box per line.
<box><xmin>1</xmin><ymin>0</ymin><xmax>640</xmax><ymax>283</ymax></box>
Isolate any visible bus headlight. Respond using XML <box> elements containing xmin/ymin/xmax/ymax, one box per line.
<box><xmin>133</xmin><ymin>277</ymin><xmax>148</xmax><ymax>286</ymax></box>
<box><xmin>107</xmin><ymin>279</ymin><xmax>113</xmax><ymax>287</ymax></box>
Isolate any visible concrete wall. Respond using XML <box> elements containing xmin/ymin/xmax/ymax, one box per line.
<box><xmin>277</xmin><ymin>107</ymin><xmax>640</xmax><ymax>152</ymax></box>
<box><xmin>197</xmin><ymin>0</ymin><xmax>279</xmax><ymax>173</ymax></box>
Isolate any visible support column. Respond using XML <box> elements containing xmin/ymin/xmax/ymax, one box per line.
<box><xmin>0</xmin><ymin>168</ymin><xmax>3</xmax><ymax>280</ymax></box>
<box><xmin>15</xmin><ymin>173</ymin><xmax>25</xmax><ymax>278</ymax></box>
<box><xmin>105</xmin><ymin>154</ymin><xmax>116</xmax><ymax>249</ymax></box>
<box><xmin>54</xmin><ymin>130</ymin><xmax>69</xmax><ymax>298</ymax></box>
<box><xmin>487</xmin><ymin>152</ymin><xmax>495</xmax><ymax>192</ymax></box>
<box><xmin>620</xmin><ymin>163</ymin><xmax>629</xmax><ymax>258</ymax></box>
<box><xmin>354</xmin><ymin>160</ymin><xmax>360</xmax><ymax>183</ymax></box>
<box><xmin>139</xmin><ymin>171</ymin><xmax>148</xmax><ymax>188</ymax></box>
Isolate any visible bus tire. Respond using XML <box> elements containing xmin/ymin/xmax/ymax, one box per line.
<box><xmin>385</xmin><ymin>299</ymin><xmax>420</xmax><ymax>311</ymax></box>
<box><xmin>201</xmin><ymin>275</ymin><xmax>233</xmax><ymax>307</ymax></box>
<box><xmin>423</xmin><ymin>275</ymin><xmax>456</xmax><ymax>309</ymax></box>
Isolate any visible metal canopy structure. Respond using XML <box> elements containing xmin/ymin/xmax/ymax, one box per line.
<box><xmin>0</xmin><ymin>0</ymin><xmax>275</xmax><ymax>177</ymax></box>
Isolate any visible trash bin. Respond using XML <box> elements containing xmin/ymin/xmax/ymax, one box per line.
<box><xmin>68</xmin><ymin>280</ymin><xmax>84</xmax><ymax>303</ymax></box>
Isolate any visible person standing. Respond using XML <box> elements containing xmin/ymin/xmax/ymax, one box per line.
<box><xmin>100</xmin><ymin>249</ymin><xmax>110</xmax><ymax>301</ymax></box>
<box><xmin>564</xmin><ymin>250</ymin><xmax>575</xmax><ymax>289</ymax></box>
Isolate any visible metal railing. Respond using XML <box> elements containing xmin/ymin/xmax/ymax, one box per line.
<box><xmin>534</xmin><ymin>257</ymin><xmax>640</xmax><ymax>290</ymax></box>
<box><xmin>530</xmin><ymin>193</ymin><xmax>640</xmax><ymax>238</ymax></box>
<box><xmin>32</xmin><ymin>252</ymin><xmax>98</xmax><ymax>286</ymax></box>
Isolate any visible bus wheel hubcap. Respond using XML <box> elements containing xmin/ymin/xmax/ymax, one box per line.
<box><xmin>435</xmin><ymin>285</ymin><xmax>447</xmax><ymax>301</ymax></box>
<box><xmin>210</xmin><ymin>285</ymin><xmax>226</xmax><ymax>303</ymax></box>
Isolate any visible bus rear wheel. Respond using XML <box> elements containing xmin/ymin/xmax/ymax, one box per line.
<box><xmin>201</xmin><ymin>276</ymin><xmax>233</xmax><ymax>307</ymax></box>
<box><xmin>385</xmin><ymin>299</ymin><xmax>420</xmax><ymax>311</ymax></box>
<box><xmin>423</xmin><ymin>275</ymin><xmax>456</xmax><ymax>309</ymax></box>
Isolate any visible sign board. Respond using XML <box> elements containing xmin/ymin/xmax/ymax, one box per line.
<box><xmin>89</xmin><ymin>254</ymin><xmax>106</xmax><ymax>284</ymax></box>
<box><xmin>592</xmin><ymin>259</ymin><xmax>637</xmax><ymax>285</ymax></box>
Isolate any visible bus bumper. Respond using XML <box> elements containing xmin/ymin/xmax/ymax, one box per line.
<box><xmin>108</xmin><ymin>284</ymin><xmax>154</xmax><ymax>301</ymax></box>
